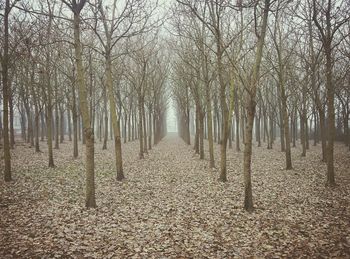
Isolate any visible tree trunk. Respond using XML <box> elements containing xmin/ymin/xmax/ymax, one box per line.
<box><xmin>67</xmin><ymin>108</ymin><xmax>72</xmax><ymax>141</ymax></box>
<box><xmin>199</xmin><ymin>112</ymin><xmax>204</xmax><ymax>160</ymax></box>
<box><xmin>269</xmin><ymin>112</ymin><xmax>273</xmax><ymax>149</ymax></box>
<box><xmin>60</xmin><ymin>107</ymin><xmax>65</xmax><ymax>143</ymax></box>
<box><xmin>324</xmin><ymin>44</ymin><xmax>335</xmax><ymax>186</ymax></box>
<box><xmin>216</xmin><ymin>110</ymin><xmax>221</xmax><ymax>144</ymax></box>
<box><xmin>313</xmin><ymin>110</ymin><xmax>317</xmax><ymax>146</ymax></box>
<box><xmin>127</xmin><ymin>108</ymin><xmax>131</xmax><ymax>142</ymax></box>
<box><xmin>72</xmin><ymin>83</ymin><xmax>78</xmax><ymax>158</ymax></box>
<box><xmin>292</xmin><ymin>113</ymin><xmax>297</xmax><ymax>148</ymax></box>
<box><xmin>73</xmin><ymin>7</ymin><xmax>96</xmax><ymax>208</ymax></box>
<box><xmin>244</xmin><ymin>103</ymin><xmax>255</xmax><ymax>212</ymax></box>
<box><xmin>132</xmin><ymin>109</ymin><xmax>136</xmax><ymax>141</ymax></box>
<box><xmin>25</xmin><ymin>104</ymin><xmax>32</xmax><ymax>146</ymax></box>
<box><xmin>106</xmin><ymin>54</ymin><xmax>124</xmax><ymax>180</ymax></box>
<box><xmin>206</xmin><ymin>92</ymin><xmax>215</xmax><ymax>168</ymax></box>
<box><xmin>276</xmin><ymin>76</ymin><xmax>285</xmax><ymax>153</ymax></box>
<box><xmin>218</xmin><ymin>51</ymin><xmax>229</xmax><ymax>182</ymax></box>
<box><xmin>9</xmin><ymin>89</ymin><xmax>15</xmax><ymax>149</ymax></box>
<box><xmin>41</xmin><ymin>112</ymin><xmax>45</xmax><ymax>141</ymax></box>
<box><xmin>102</xmin><ymin>84</ymin><xmax>108</xmax><ymax>150</ymax></box>
<box><xmin>279</xmin><ymin>84</ymin><xmax>292</xmax><ymax>170</ymax></box>
<box><xmin>143</xmin><ymin>103</ymin><xmax>148</xmax><ymax>154</ymax></box>
<box><xmin>194</xmin><ymin>107</ymin><xmax>199</xmax><ymax>154</ymax></box>
<box><xmin>213</xmin><ymin>110</ymin><xmax>217</xmax><ymax>143</ymax></box>
<box><xmin>243</xmin><ymin>0</ymin><xmax>270</xmax><ymax>212</ymax></box>
<box><xmin>300</xmin><ymin>111</ymin><xmax>306</xmax><ymax>157</ymax></box>
<box><xmin>34</xmin><ymin>105</ymin><xmax>40</xmax><ymax>152</ymax></box>
<box><xmin>256</xmin><ymin>110</ymin><xmax>261</xmax><ymax>147</ymax></box>
<box><xmin>138</xmin><ymin>94</ymin><xmax>144</xmax><ymax>158</ymax></box>
<box><xmin>45</xmin><ymin>13</ymin><xmax>55</xmax><ymax>168</ymax></box>
<box><xmin>240</xmin><ymin>105</ymin><xmax>245</xmax><ymax>144</ymax></box>
<box><xmin>2</xmin><ymin>0</ymin><xmax>11</xmax><ymax>181</ymax></box>
<box><xmin>0</xmin><ymin>105</ymin><xmax>3</xmax><ymax>141</ymax></box>
<box><xmin>54</xmin><ymin>95</ymin><xmax>59</xmax><ymax>149</ymax></box>
<box><xmin>47</xmin><ymin>108</ymin><xmax>55</xmax><ymax>167</ymax></box>
<box><xmin>235</xmin><ymin>97</ymin><xmax>240</xmax><ymax>151</ymax></box>
<box><xmin>124</xmin><ymin>113</ymin><xmax>127</xmax><ymax>144</ymax></box>
<box><xmin>228</xmin><ymin>122</ymin><xmax>232</xmax><ymax>149</ymax></box>
<box><xmin>306</xmin><ymin>119</ymin><xmax>309</xmax><ymax>149</ymax></box>
<box><xmin>20</xmin><ymin>108</ymin><xmax>26</xmax><ymax>141</ymax></box>
<box><xmin>148</xmin><ymin>108</ymin><xmax>152</xmax><ymax>150</ymax></box>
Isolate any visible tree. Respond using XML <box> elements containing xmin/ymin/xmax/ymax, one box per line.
<box><xmin>242</xmin><ymin>0</ymin><xmax>271</xmax><ymax>212</ymax></box>
<box><xmin>312</xmin><ymin>0</ymin><xmax>350</xmax><ymax>186</ymax></box>
<box><xmin>62</xmin><ymin>0</ymin><xmax>96</xmax><ymax>208</ymax></box>
<box><xmin>0</xmin><ymin>0</ymin><xmax>19</xmax><ymax>181</ymax></box>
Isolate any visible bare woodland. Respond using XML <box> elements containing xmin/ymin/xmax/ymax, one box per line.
<box><xmin>0</xmin><ymin>0</ymin><xmax>349</xmax><ymax>258</ymax></box>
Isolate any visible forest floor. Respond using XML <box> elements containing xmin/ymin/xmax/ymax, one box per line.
<box><xmin>0</xmin><ymin>134</ymin><xmax>350</xmax><ymax>258</ymax></box>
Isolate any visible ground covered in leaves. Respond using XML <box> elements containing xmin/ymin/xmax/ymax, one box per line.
<box><xmin>1</xmin><ymin>134</ymin><xmax>350</xmax><ymax>258</ymax></box>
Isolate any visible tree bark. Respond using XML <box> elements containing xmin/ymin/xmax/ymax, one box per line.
<box><xmin>60</xmin><ymin>107</ymin><xmax>65</xmax><ymax>143</ymax></box>
<box><xmin>199</xmin><ymin>112</ymin><xmax>204</xmax><ymax>160</ymax></box>
<box><xmin>235</xmin><ymin>96</ymin><xmax>240</xmax><ymax>152</ymax></box>
<box><xmin>105</xmin><ymin>54</ymin><xmax>124</xmax><ymax>180</ymax></box>
<box><xmin>138</xmin><ymin>93</ymin><xmax>144</xmax><ymax>158</ymax></box>
<box><xmin>148</xmin><ymin>107</ymin><xmax>152</xmax><ymax>150</ymax></box>
<box><xmin>9</xmin><ymin>88</ymin><xmax>15</xmax><ymax>149</ymax></box>
<box><xmin>67</xmin><ymin>108</ymin><xmax>72</xmax><ymax>141</ymax></box>
<box><xmin>143</xmin><ymin>102</ymin><xmax>148</xmax><ymax>154</ymax></box>
<box><xmin>243</xmin><ymin>0</ymin><xmax>270</xmax><ymax>212</ymax></box>
<box><xmin>102</xmin><ymin>83</ymin><xmax>108</xmax><ymax>150</ymax></box>
<box><xmin>206</xmin><ymin>91</ymin><xmax>215</xmax><ymax>168</ymax></box>
<box><xmin>2</xmin><ymin>0</ymin><xmax>12</xmax><ymax>181</ymax></box>
<box><xmin>72</xmin><ymin>2</ymin><xmax>96</xmax><ymax>208</ymax></box>
<box><xmin>279</xmin><ymin>83</ymin><xmax>292</xmax><ymax>169</ymax></box>
<box><xmin>72</xmin><ymin>83</ymin><xmax>78</xmax><ymax>158</ymax></box>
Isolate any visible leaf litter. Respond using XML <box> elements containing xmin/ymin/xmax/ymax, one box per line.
<box><xmin>0</xmin><ymin>134</ymin><xmax>349</xmax><ymax>258</ymax></box>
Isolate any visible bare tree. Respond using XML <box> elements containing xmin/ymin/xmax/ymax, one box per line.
<box><xmin>242</xmin><ymin>0</ymin><xmax>271</xmax><ymax>212</ymax></box>
<box><xmin>312</xmin><ymin>0</ymin><xmax>349</xmax><ymax>186</ymax></box>
<box><xmin>62</xmin><ymin>0</ymin><xmax>96</xmax><ymax>208</ymax></box>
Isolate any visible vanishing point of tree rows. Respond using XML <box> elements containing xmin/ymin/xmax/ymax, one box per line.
<box><xmin>1</xmin><ymin>0</ymin><xmax>349</xmax><ymax>212</ymax></box>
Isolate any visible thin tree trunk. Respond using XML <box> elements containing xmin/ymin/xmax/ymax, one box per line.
<box><xmin>128</xmin><ymin>109</ymin><xmax>131</xmax><ymax>142</ymax></box>
<box><xmin>60</xmin><ymin>107</ymin><xmax>64</xmax><ymax>143</ymax></box>
<box><xmin>235</xmin><ymin>97</ymin><xmax>240</xmax><ymax>151</ymax></box>
<box><xmin>45</xmin><ymin>14</ymin><xmax>55</xmax><ymax>168</ymax></box>
<box><xmin>313</xmin><ymin>110</ymin><xmax>317</xmax><ymax>146</ymax></box>
<box><xmin>148</xmin><ymin>108</ymin><xmax>152</xmax><ymax>150</ymax></box>
<box><xmin>256</xmin><ymin>109</ymin><xmax>261</xmax><ymax>147</ymax></box>
<box><xmin>105</xmin><ymin>54</ymin><xmax>124</xmax><ymax>180</ymax></box>
<box><xmin>9</xmin><ymin>89</ymin><xmax>15</xmax><ymax>149</ymax></box>
<box><xmin>67</xmin><ymin>108</ymin><xmax>72</xmax><ymax>141</ymax></box>
<box><xmin>199</xmin><ymin>112</ymin><xmax>204</xmax><ymax>159</ymax></box>
<box><xmin>217</xmin><ymin>49</ymin><xmax>229</xmax><ymax>182</ymax></box>
<box><xmin>143</xmin><ymin>103</ymin><xmax>148</xmax><ymax>154</ymax></box>
<box><xmin>73</xmin><ymin>6</ymin><xmax>96</xmax><ymax>208</ymax></box>
<box><xmin>324</xmin><ymin>45</ymin><xmax>335</xmax><ymax>186</ymax></box>
<box><xmin>138</xmin><ymin>94</ymin><xmax>144</xmax><ymax>159</ymax></box>
<box><xmin>102</xmin><ymin>84</ymin><xmax>108</xmax><ymax>150</ymax></box>
<box><xmin>41</xmin><ymin>112</ymin><xmax>45</xmax><ymax>141</ymax></box>
<box><xmin>206</xmin><ymin>92</ymin><xmax>215</xmax><ymax>168</ymax></box>
<box><xmin>2</xmin><ymin>0</ymin><xmax>11</xmax><ymax>181</ymax></box>
<box><xmin>300</xmin><ymin>111</ymin><xmax>306</xmax><ymax>157</ymax></box>
<box><xmin>72</xmin><ymin>83</ymin><xmax>78</xmax><ymax>158</ymax></box>
<box><xmin>34</xmin><ymin>105</ymin><xmax>40</xmax><ymax>152</ymax></box>
<box><xmin>217</xmin><ymin>110</ymin><xmax>221</xmax><ymax>144</ymax></box>
<box><xmin>280</xmin><ymin>85</ymin><xmax>292</xmax><ymax>169</ymax></box>
<box><xmin>194</xmin><ymin>106</ymin><xmax>199</xmax><ymax>154</ymax></box>
<box><xmin>54</xmin><ymin>89</ymin><xmax>59</xmax><ymax>149</ymax></box>
<box><xmin>47</xmin><ymin>108</ymin><xmax>55</xmax><ymax>167</ymax></box>
<box><xmin>243</xmin><ymin>0</ymin><xmax>270</xmax><ymax>212</ymax></box>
